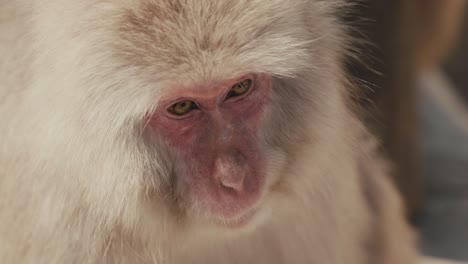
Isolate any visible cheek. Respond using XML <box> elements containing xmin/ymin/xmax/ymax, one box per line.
<box><xmin>151</xmin><ymin>115</ymin><xmax>201</xmax><ymax>146</ymax></box>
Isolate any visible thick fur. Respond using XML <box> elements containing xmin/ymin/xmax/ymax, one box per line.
<box><xmin>0</xmin><ymin>1</ymin><xmax>418</xmax><ymax>263</ymax></box>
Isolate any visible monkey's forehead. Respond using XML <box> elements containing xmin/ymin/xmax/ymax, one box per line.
<box><xmin>106</xmin><ymin>0</ymin><xmax>335</xmax><ymax>85</ymax></box>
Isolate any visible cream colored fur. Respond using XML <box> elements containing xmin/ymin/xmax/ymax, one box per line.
<box><xmin>0</xmin><ymin>1</ymin><xmax>419</xmax><ymax>263</ymax></box>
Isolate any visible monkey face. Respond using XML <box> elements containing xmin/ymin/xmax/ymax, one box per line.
<box><xmin>149</xmin><ymin>73</ymin><xmax>273</xmax><ymax>229</ymax></box>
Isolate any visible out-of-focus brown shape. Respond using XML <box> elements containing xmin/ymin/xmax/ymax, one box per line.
<box><xmin>411</xmin><ymin>0</ymin><xmax>467</xmax><ymax>71</ymax></box>
<box><xmin>442</xmin><ymin>4</ymin><xmax>468</xmax><ymax>102</ymax></box>
<box><xmin>345</xmin><ymin>0</ymin><xmax>466</xmax><ymax>218</ymax></box>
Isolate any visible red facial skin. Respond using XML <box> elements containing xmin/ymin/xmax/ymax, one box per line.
<box><xmin>151</xmin><ymin>74</ymin><xmax>271</xmax><ymax>225</ymax></box>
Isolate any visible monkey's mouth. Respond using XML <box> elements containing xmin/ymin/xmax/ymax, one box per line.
<box><xmin>210</xmin><ymin>207</ymin><xmax>258</xmax><ymax>229</ymax></box>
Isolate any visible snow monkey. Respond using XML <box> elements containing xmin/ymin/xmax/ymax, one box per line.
<box><xmin>0</xmin><ymin>0</ymin><xmax>419</xmax><ymax>263</ymax></box>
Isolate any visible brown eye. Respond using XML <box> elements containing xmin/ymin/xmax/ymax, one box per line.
<box><xmin>227</xmin><ymin>79</ymin><xmax>252</xmax><ymax>99</ymax></box>
<box><xmin>167</xmin><ymin>100</ymin><xmax>198</xmax><ymax>116</ymax></box>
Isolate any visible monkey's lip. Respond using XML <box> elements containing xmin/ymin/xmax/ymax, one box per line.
<box><xmin>211</xmin><ymin>208</ymin><xmax>258</xmax><ymax>229</ymax></box>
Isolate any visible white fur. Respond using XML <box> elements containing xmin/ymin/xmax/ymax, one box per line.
<box><xmin>0</xmin><ymin>1</ymin><xmax>418</xmax><ymax>263</ymax></box>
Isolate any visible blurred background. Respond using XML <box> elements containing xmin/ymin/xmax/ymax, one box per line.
<box><xmin>343</xmin><ymin>0</ymin><xmax>468</xmax><ymax>261</ymax></box>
